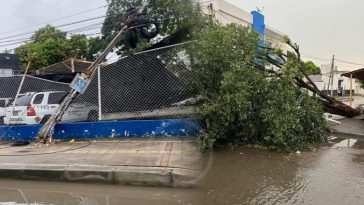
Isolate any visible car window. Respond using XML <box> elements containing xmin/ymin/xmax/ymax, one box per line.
<box><xmin>48</xmin><ymin>92</ymin><xmax>67</xmax><ymax>104</ymax></box>
<box><xmin>33</xmin><ymin>94</ymin><xmax>44</xmax><ymax>104</ymax></box>
<box><xmin>0</xmin><ymin>100</ymin><xmax>5</xmax><ymax>107</ymax></box>
<box><xmin>12</xmin><ymin>94</ymin><xmax>34</xmax><ymax>106</ymax></box>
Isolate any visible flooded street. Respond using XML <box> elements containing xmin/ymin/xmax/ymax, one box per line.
<box><xmin>0</xmin><ymin>137</ymin><xmax>363</xmax><ymax>205</ymax></box>
<box><xmin>198</xmin><ymin>137</ymin><xmax>364</xmax><ymax>205</ymax></box>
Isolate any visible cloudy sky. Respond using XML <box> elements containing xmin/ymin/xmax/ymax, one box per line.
<box><xmin>0</xmin><ymin>0</ymin><xmax>362</xmax><ymax>69</ymax></box>
<box><xmin>226</xmin><ymin>0</ymin><xmax>364</xmax><ymax>70</ymax></box>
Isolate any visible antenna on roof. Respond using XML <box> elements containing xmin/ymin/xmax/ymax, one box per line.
<box><xmin>256</xmin><ymin>6</ymin><xmax>264</xmax><ymax>13</ymax></box>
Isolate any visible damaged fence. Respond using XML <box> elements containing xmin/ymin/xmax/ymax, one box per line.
<box><xmin>0</xmin><ymin>44</ymin><xmax>200</xmax><ymax>126</ymax></box>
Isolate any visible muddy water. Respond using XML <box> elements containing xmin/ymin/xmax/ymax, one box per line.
<box><xmin>0</xmin><ymin>138</ymin><xmax>363</xmax><ymax>205</ymax></box>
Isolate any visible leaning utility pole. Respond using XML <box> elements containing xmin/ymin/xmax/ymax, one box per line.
<box><xmin>36</xmin><ymin>5</ymin><xmax>153</xmax><ymax>144</ymax></box>
<box><xmin>329</xmin><ymin>55</ymin><xmax>335</xmax><ymax>96</ymax></box>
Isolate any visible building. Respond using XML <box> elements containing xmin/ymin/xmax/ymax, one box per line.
<box><xmin>0</xmin><ymin>53</ymin><xmax>21</xmax><ymax>76</ymax></box>
<box><xmin>309</xmin><ymin>64</ymin><xmax>364</xmax><ymax>96</ymax></box>
<box><xmin>200</xmin><ymin>0</ymin><xmax>287</xmax><ymax>50</ymax></box>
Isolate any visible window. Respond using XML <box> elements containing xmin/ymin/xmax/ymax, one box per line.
<box><xmin>0</xmin><ymin>100</ymin><xmax>5</xmax><ymax>107</ymax></box>
<box><xmin>12</xmin><ymin>94</ymin><xmax>34</xmax><ymax>106</ymax></box>
<box><xmin>48</xmin><ymin>92</ymin><xmax>67</xmax><ymax>104</ymax></box>
<box><xmin>33</xmin><ymin>94</ymin><xmax>44</xmax><ymax>104</ymax></box>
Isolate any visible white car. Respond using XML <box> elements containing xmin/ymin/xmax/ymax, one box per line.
<box><xmin>4</xmin><ymin>91</ymin><xmax>98</xmax><ymax>125</ymax></box>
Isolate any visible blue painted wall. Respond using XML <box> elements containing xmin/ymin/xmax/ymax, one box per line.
<box><xmin>0</xmin><ymin>119</ymin><xmax>201</xmax><ymax>141</ymax></box>
<box><xmin>251</xmin><ymin>11</ymin><xmax>265</xmax><ymax>41</ymax></box>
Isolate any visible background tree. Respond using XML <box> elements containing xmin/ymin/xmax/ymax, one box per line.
<box><xmin>15</xmin><ymin>25</ymin><xmax>90</xmax><ymax>70</ymax></box>
<box><xmin>86</xmin><ymin>36</ymin><xmax>106</xmax><ymax>60</ymax></box>
<box><xmin>68</xmin><ymin>34</ymin><xmax>89</xmax><ymax>59</ymax></box>
<box><xmin>304</xmin><ymin>61</ymin><xmax>321</xmax><ymax>75</ymax></box>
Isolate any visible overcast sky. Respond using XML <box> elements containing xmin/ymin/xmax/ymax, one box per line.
<box><xmin>0</xmin><ymin>0</ymin><xmax>362</xmax><ymax>69</ymax></box>
<box><xmin>227</xmin><ymin>0</ymin><xmax>364</xmax><ymax>69</ymax></box>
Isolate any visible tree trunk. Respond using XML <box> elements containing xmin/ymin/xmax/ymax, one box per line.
<box><xmin>295</xmin><ymin>77</ymin><xmax>360</xmax><ymax>118</ymax></box>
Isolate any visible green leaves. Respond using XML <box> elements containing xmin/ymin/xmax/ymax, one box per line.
<box><xmin>15</xmin><ymin>25</ymin><xmax>91</xmax><ymax>70</ymax></box>
<box><xmin>304</xmin><ymin>61</ymin><xmax>321</xmax><ymax>75</ymax></box>
<box><xmin>190</xmin><ymin>24</ymin><xmax>327</xmax><ymax>152</ymax></box>
<box><xmin>101</xmin><ymin>0</ymin><xmax>207</xmax><ymax>55</ymax></box>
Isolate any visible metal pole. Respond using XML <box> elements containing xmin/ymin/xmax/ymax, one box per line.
<box><xmin>350</xmin><ymin>73</ymin><xmax>353</xmax><ymax>107</ymax></box>
<box><xmin>97</xmin><ymin>66</ymin><xmax>102</xmax><ymax>121</ymax></box>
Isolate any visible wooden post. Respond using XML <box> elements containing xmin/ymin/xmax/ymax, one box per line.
<box><xmin>350</xmin><ymin>73</ymin><xmax>353</xmax><ymax>107</ymax></box>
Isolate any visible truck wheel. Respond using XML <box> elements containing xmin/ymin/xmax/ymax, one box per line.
<box><xmin>87</xmin><ymin>111</ymin><xmax>98</xmax><ymax>122</ymax></box>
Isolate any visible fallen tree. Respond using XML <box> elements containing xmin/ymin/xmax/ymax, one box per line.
<box><xmin>187</xmin><ymin>24</ymin><xmax>328</xmax><ymax>152</ymax></box>
<box><xmin>259</xmin><ymin>37</ymin><xmax>360</xmax><ymax>118</ymax></box>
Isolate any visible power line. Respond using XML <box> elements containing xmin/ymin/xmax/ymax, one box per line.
<box><xmin>0</xmin><ymin>22</ymin><xmax>104</xmax><ymax>44</ymax></box>
<box><xmin>0</xmin><ymin>15</ymin><xmax>106</xmax><ymax>42</ymax></box>
<box><xmin>0</xmin><ymin>5</ymin><xmax>107</xmax><ymax>37</ymax></box>
<box><xmin>335</xmin><ymin>59</ymin><xmax>364</xmax><ymax>67</ymax></box>
<box><xmin>0</xmin><ymin>1</ymin><xmax>203</xmax><ymax>44</ymax></box>
<box><xmin>0</xmin><ymin>23</ymin><xmax>103</xmax><ymax>47</ymax></box>
<box><xmin>2</xmin><ymin>32</ymin><xmax>102</xmax><ymax>52</ymax></box>
<box><xmin>303</xmin><ymin>54</ymin><xmax>364</xmax><ymax>68</ymax></box>
<box><xmin>302</xmin><ymin>54</ymin><xmax>331</xmax><ymax>62</ymax></box>
<box><xmin>0</xmin><ymin>9</ymin><xmax>176</xmax><ymax>48</ymax></box>
<box><xmin>0</xmin><ymin>19</ymin><xmax>158</xmax><ymax>49</ymax></box>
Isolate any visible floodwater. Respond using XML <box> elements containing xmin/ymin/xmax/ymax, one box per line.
<box><xmin>0</xmin><ymin>137</ymin><xmax>363</xmax><ymax>205</ymax></box>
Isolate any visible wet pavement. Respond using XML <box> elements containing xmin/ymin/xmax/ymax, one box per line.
<box><xmin>198</xmin><ymin>137</ymin><xmax>364</xmax><ymax>205</ymax></box>
<box><xmin>0</xmin><ymin>137</ymin><xmax>363</xmax><ymax>205</ymax></box>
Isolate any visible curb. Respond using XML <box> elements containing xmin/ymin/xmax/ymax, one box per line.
<box><xmin>0</xmin><ymin>164</ymin><xmax>199</xmax><ymax>187</ymax></box>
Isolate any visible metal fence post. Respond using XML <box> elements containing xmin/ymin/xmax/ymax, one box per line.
<box><xmin>98</xmin><ymin>66</ymin><xmax>102</xmax><ymax>121</ymax></box>
<box><xmin>8</xmin><ymin>61</ymin><xmax>31</xmax><ymax>125</ymax></box>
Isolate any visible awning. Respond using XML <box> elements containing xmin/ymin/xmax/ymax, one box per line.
<box><xmin>37</xmin><ymin>58</ymin><xmax>93</xmax><ymax>75</ymax></box>
<box><xmin>342</xmin><ymin>68</ymin><xmax>364</xmax><ymax>80</ymax></box>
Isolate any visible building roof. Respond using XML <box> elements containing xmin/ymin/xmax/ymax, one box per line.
<box><xmin>342</xmin><ymin>68</ymin><xmax>364</xmax><ymax>80</ymax></box>
<box><xmin>0</xmin><ymin>53</ymin><xmax>21</xmax><ymax>70</ymax></box>
<box><xmin>37</xmin><ymin>58</ymin><xmax>93</xmax><ymax>75</ymax></box>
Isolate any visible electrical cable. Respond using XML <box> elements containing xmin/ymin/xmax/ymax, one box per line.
<box><xmin>0</xmin><ymin>0</ymin><xmax>206</xmax><ymax>42</ymax></box>
<box><xmin>0</xmin><ymin>5</ymin><xmax>107</xmax><ymax>37</ymax></box>
<box><xmin>0</xmin><ymin>16</ymin><xmax>106</xmax><ymax>42</ymax></box>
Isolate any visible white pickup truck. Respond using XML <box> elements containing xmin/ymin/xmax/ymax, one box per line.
<box><xmin>4</xmin><ymin>91</ymin><xmax>98</xmax><ymax>125</ymax></box>
<box><xmin>0</xmin><ymin>98</ymin><xmax>13</xmax><ymax>124</ymax></box>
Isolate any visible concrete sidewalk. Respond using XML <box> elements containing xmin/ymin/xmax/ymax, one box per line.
<box><xmin>330</xmin><ymin>118</ymin><xmax>364</xmax><ymax>140</ymax></box>
<box><xmin>0</xmin><ymin>138</ymin><xmax>204</xmax><ymax>187</ymax></box>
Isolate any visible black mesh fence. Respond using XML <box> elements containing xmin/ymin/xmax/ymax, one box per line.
<box><xmin>69</xmin><ymin>44</ymin><xmax>200</xmax><ymax>121</ymax></box>
<box><xmin>0</xmin><ymin>44</ymin><xmax>200</xmax><ymax>125</ymax></box>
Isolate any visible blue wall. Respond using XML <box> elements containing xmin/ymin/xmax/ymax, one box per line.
<box><xmin>251</xmin><ymin>11</ymin><xmax>265</xmax><ymax>41</ymax></box>
<box><xmin>0</xmin><ymin>119</ymin><xmax>201</xmax><ymax>141</ymax></box>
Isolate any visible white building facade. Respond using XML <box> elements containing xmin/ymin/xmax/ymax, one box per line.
<box><xmin>199</xmin><ymin>0</ymin><xmax>287</xmax><ymax>50</ymax></box>
<box><xmin>310</xmin><ymin>64</ymin><xmax>364</xmax><ymax>96</ymax></box>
